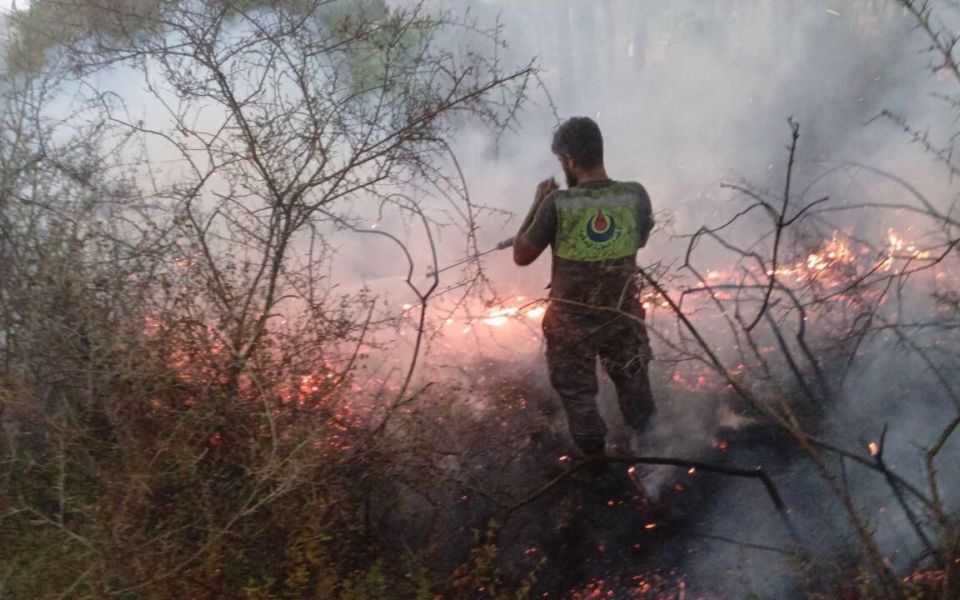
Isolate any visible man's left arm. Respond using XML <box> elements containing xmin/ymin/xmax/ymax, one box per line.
<box><xmin>632</xmin><ymin>183</ymin><xmax>654</xmax><ymax>248</ymax></box>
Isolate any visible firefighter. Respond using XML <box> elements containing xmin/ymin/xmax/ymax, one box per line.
<box><xmin>513</xmin><ymin>116</ymin><xmax>655</xmax><ymax>457</ymax></box>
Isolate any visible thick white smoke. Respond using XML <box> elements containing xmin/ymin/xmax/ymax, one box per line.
<box><xmin>404</xmin><ymin>2</ymin><xmax>960</xmax><ymax>596</ymax></box>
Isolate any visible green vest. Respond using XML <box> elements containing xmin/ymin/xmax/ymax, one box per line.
<box><xmin>553</xmin><ymin>182</ymin><xmax>645</xmax><ymax>261</ymax></box>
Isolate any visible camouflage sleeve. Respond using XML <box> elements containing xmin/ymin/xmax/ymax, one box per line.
<box><xmin>629</xmin><ymin>182</ymin><xmax>654</xmax><ymax>248</ymax></box>
<box><xmin>523</xmin><ymin>191</ymin><xmax>557</xmax><ymax>250</ymax></box>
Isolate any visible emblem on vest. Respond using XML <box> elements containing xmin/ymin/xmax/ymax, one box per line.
<box><xmin>586</xmin><ymin>209</ymin><xmax>616</xmax><ymax>243</ymax></box>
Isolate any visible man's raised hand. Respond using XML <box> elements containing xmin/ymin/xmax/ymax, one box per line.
<box><xmin>535</xmin><ymin>177</ymin><xmax>559</xmax><ymax>205</ymax></box>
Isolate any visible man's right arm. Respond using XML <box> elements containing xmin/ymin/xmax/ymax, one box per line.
<box><xmin>513</xmin><ymin>235</ymin><xmax>545</xmax><ymax>266</ymax></box>
<box><xmin>514</xmin><ymin>178</ymin><xmax>558</xmax><ymax>266</ymax></box>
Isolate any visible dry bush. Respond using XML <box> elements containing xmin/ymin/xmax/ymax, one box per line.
<box><xmin>638</xmin><ymin>112</ymin><xmax>960</xmax><ymax>599</ymax></box>
<box><xmin>0</xmin><ymin>1</ymin><xmax>539</xmax><ymax>597</ymax></box>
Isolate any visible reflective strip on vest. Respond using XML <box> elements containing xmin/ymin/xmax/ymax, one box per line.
<box><xmin>554</xmin><ymin>185</ymin><xmax>641</xmax><ymax>261</ymax></box>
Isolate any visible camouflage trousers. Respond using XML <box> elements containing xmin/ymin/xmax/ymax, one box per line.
<box><xmin>542</xmin><ymin>301</ymin><xmax>654</xmax><ymax>455</ymax></box>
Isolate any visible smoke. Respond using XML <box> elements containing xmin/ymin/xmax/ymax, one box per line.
<box><xmin>365</xmin><ymin>0</ymin><xmax>953</xmax><ymax>357</ymax></box>
<box><xmin>401</xmin><ymin>1</ymin><xmax>960</xmax><ymax>596</ymax></box>
<box><xmin>444</xmin><ymin>1</ymin><xmax>933</xmax><ymax>254</ymax></box>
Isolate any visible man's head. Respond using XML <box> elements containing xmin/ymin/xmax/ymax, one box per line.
<box><xmin>551</xmin><ymin>116</ymin><xmax>604</xmax><ymax>187</ymax></box>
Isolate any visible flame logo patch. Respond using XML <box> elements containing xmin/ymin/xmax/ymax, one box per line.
<box><xmin>586</xmin><ymin>208</ymin><xmax>616</xmax><ymax>242</ymax></box>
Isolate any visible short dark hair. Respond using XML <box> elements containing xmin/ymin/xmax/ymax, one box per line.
<box><xmin>551</xmin><ymin>116</ymin><xmax>604</xmax><ymax>169</ymax></box>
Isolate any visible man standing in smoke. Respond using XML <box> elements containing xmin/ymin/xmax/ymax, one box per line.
<box><xmin>513</xmin><ymin>116</ymin><xmax>656</xmax><ymax>456</ymax></box>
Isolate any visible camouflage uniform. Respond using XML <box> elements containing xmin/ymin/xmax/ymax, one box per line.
<box><xmin>524</xmin><ymin>180</ymin><xmax>655</xmax><ymax>454</ymax></box>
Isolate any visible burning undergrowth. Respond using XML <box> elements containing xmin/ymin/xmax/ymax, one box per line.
<box><xmin>6</xmin><ymin>138</ymin><xmax>953</xmax><ymax>598</ymax></box>
<box><xmin>3</xmin><ymin>162</ymin><xmax>957</xmax><ymax>599</ymax></box>
<box><xmin>349</xmin><ymin>122</ymin><xmax>960</xmax><ymax>597</ymax></box>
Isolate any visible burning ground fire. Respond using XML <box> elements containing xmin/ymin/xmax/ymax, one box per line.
<box><xmin>149</xmin><ymin>224</ymin><xmax>955</xmax><ymax>455</ymax></box>
<box><xmin>407</xmin><ymin>227</ymin><xmax>953</xmax><ymax>362</ymax></box>
<box><xmin>136</xmin><ymin>224</ymin><xmax>958</xmax><ymax>598</ymax></box>
<box><xmin>145</xmin><ymin>225</ymin><xmax>955</xmax><ymax>409</ymax></box>
<box><xmin>400</xmin><ymin>299</ymin><xmax>547</xmax><ymax>333</ymax></box>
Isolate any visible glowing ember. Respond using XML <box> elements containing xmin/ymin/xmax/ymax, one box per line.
<box><xmin>805</xmin><ymin>236</ymin><xmax>852</xmax><ymax>271</ymax></box>
<box><xmin>482</xmin><ymin>306</ymin><xmax>519</xmax><ymax>326</ymax></box>
<box><xmin>526</xmin><ymin>305</ymin><xmax>546</xmax><ymax>320</ymax></box>
<box><xmin>882</xmin><ymin>228</ymin><xmax>932</xmax><ymax>271</ymax></box>
<box><xmin>299</xmin><ymin>374</ymin><xmax>320</xmax><ymax>394</ymax></box>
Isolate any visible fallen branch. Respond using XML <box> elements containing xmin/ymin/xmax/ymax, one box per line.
<box><xmin>504</xmin><ymin>453</ymin><xmax>785</xmax><ymax>517</ymax></box>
